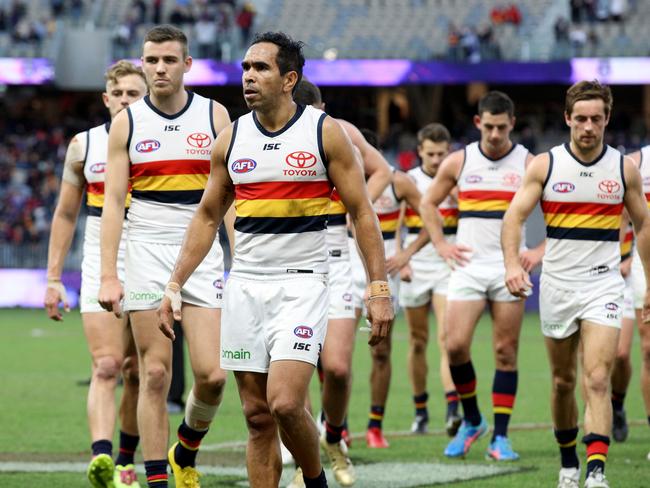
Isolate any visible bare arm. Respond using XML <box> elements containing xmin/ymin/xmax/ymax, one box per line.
<box><xmin>419</xmin><ymin>149</ymin><xmax>469</xmax><ymax>266</ymax></box>
<box><xmin>44</xmin><ymin>134</ymin><xmax>85</xmax><ymax>320</ymax></box>
<box><xmin>325</xmin><ymin>116</ymin><xmax>393</xmax><ymax>345</ymax></box>
<box><xmin>502</xmin><ymin>153</ymin><xmax>549</xmax><ymax>297</ymax></box>
<box><xmin>158</xmin><ymin>124</ymin><xmax>236</xmax><ymax>339</ymax></box>
<box><xmin>622</xmin><ymin>156</ymin><xmax>650</xmax><ymax>321</ymax></box>
<box><xmin>98</xmin><ymin>110</ymin><xmax>131</xmax><ymax>316</ymax></box>
<box><xmin>338</xmin><ymin>119</ymin><xmax>392</xmax><ymax>202</ymax></box>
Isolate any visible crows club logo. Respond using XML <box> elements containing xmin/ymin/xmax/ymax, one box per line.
<box><xmin>552</xmin><ymin>182</ymin><xmax>575</xmax><ymax>193</ymax></box>
<box><xmin>89</xmin><ymin>162</ymin><xmax>106</xmax><ymax>174</ymax></box>
<box><xmin>135</xmin><ymin>139</ymin><xmax>160</xmax><ymax>153</ymax></box>
<box><xmin>502</xmin><ymin>172</ymin><xmax>522</xmax><ymax>188</ymax></box>
<box><xmin>187</xmin><ymin>132</ymin><xmax>212</xmax><ymax>148</ymax></box>
<box><xmin>232</xmin><ymin>158</ymin><xmax>257</xmax><ymax>174</ymax></box>
<box><xmin>598</xmin><ymin>179</ymin><xmax>620</xmax><ymax>194</ymax></box>
<box><xmin>294</xmin><ymin>326</ymin><xmax>313</xmax><ymax>339</ymax></box>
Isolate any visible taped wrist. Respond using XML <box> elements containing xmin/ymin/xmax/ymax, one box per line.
<box><xmin>368</xmin><ymin>280</ymin><xmax>391</xmax><ymax>300</ymax></box>
<box><xmin>164</xmin><ymin>282</ymin><xmax>182</xmax><ymax>310</ymax></box>
<box><xmin>47</xmin><ymin>279</ymin><xmax>68</xmax><ymax>301</ymax></box>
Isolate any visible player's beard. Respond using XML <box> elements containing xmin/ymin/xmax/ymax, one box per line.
<box><xmin>573</xmin><ymin>132</ymin><xmax>601</xmax><ymax>154</ymax></box>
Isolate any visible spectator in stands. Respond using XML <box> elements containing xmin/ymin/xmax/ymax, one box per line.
<box><xmin>131</xmin><ymin>0</ymin><xmax>147</xmax><ymax>25</ymax></box>
<box><xmin>477</xmin><ymin>23</ymin><xmax>502</xmax><ymax>61</ymax></box>
<box><xmin>569</xmin><ymin>22</ymin><xmax>587</xmax><ymax>56</ymax></box>
<box><xmin>236</xmin><ymin>1</ymin><xmax>255</xmax><ymax>45</ymax></box>
<box><xmin>610</xmin><ymin>0</ymin><xmax>627</xmax><ymax>21</ymax></box>
<box><xmin>195</xmin><ymin>11</ymin><xmax>218</xmax><ymax>58</ymax></box>
<box><xmin>446</xmin><ymin>22</ymin><xmax>462</xmax><ymax>61</ymax></box>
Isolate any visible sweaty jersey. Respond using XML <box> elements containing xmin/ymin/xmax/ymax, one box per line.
<box><xmin>227</xmin><ymin>104</ymin><xmax>331</xmax><ymax>274</ymax></box>
<box><xmin>405</xmin><ymin>165</ymin><xmax>457</xmax><ymax>266</ymax></box>
<box><xmin>542</xmin><ymin>143</ymin><xmax>625</xmax><ymax>283</ymax></box>
<box><xmin>127</xmin><ymin>91</ymin><xmax>216</xmax><ymax>243</ymax></box>
<box><xmin>457</xmin><ymin>141</ymin><xmax>528</xmax><ymax>263</ymax></box>
<box><xmin>374</xmin><ymin>178</ymin><xmax>402</xmax><ymax>240</ymax></box>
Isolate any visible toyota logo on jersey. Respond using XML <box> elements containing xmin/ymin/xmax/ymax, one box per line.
<box><xmin>187</xmin><ymin>132</ymin><xmax>212</xmax><ymax>148</ymax></box>
<box><xmin>598</xmin><ymin>180</ymin><xmax>620</xmax><ymax>194</ymax></box>
<box><xmin>286</xmin><ymin>151</ymin><xmax>317</xmax><ymax>169</ymax></box>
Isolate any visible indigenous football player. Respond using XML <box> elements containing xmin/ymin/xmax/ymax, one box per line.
<box><xmin>502</xmin><ymin>81</ymin><xmax>650</xmax><ymax>487</ymax></box>
<box><xmin>158</xmin><ymin>32</ymin><xmax>393</xmax><ymax>488</ymax></box>
<box><xmin>420</xmin><ymin>91</ymin><xmax>543</xmax><ymax>461</ymax></box>
<box><xmin>99</xmin><ymin>25</ymin><xmax>231</xmax><ymax>488</ymax></box>
<box><xmin>45</xmin><ymin>60</ymin><xmax>146</xmax><ymax>488</ymax></box>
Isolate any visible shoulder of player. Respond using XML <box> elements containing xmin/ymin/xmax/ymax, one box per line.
<box><xmin>439</xmin><ymin>148</ymin><xmax>464</xmax><ymax>175</ymax></box>
<box><xmin>525</xmin><ymin>152</ymin><xmax>551</xmax><ymax>181</ymax></box>
<box><xmin>393</xmin><ymin>169</ymin><xmax>418</xmax><ymax>197</ymax></box>
<box><xmin>209</xmin><ymin>99</ymin><xmax>230</xmax><ymax>120</ymax></box>
<box><xmin>626</xmin><ymin>150</ymin><xmax>641</xmax><ymax>167</ymax></box>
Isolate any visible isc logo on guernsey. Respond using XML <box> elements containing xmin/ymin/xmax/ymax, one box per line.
<box><xmin>136</xmin><ymin>139</ymin><xmax>160</xmax><ymax>153</ymax></box>
<box><xmin>232</xmin><ymin>158</ymin><xmax>257</xmax><ymax>173</ymax></box>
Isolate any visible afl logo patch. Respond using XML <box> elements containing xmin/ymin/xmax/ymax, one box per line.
<box><xmin>605</xmin><ymin>302</ymin><xmax>619</xmax><ymax>311</ymax></box>
<box><xmin>552</xmin><ymin>182</ymin><xmax>575</xmax><ymax>193</ymax></box>
<box><xmin>294</xmin><ymin>326</ymin><xmax>313</xmax><ymax>339</ymax></box>
<box><xmin>136</xmin><ymin>139</ymin><xmax>160</xmax><ymax>153</ymax></box>
<box><xmin>213</xmin><ymin>279</ymin><xmax>223</xmax><ymax>289</ymax></box>
<box><xmin>90</xmin><ymin>162</ymin><xmax>106</xmax><ymax>174</ymax></box>
<box><xmin>187</xmin><ymin>132</ymin><xmax>212</xmax><ymax>148</ymax></box>
<box><xmin>286</xmin><ymin>151</ymin><xmax>317</xmax><ymax>169</ymax></box>
<box><xmin>643</xmin><ymin>176</ymin><xmax>650</xmax><ymax>186</ymax></box>
<box><xmin>465</xmin><ymin>174</ymin><xmax>482</xmax><ymax>184</ymax></box>
<box><xmin>232</xmin><ymin>158</ymin><xmax>257</xmax><ymax>173</ymax></box>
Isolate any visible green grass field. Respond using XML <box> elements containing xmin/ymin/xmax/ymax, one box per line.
<box><xmin>1</xmin><ymin>308</ymin><xmax>649</xmax><ymax>487</ymax></box>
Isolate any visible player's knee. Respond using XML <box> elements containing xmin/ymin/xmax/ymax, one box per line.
<box><xmin>269</xmin><ymin>396</ymin><xmax>304</xmax><ymax>427</ymax></box>
<box><xmin>584</xmin><ymin>367</ymin><xmax>609</xmax><ymax>395</ymax></box>
<box><xmin>121</xmin><ymin>355</ymin><xmax>139</xmax><ymax>386</ymax></box>
<box><xmin>94</xmin><ymin>355</ymin><xmax>122</xmax><ymax>381</ymax></box>
<box><xmin>614</xmin><ymin>349</ymin><xmax>630</xmax><ymax>365</ymax></box>
<box><xmin>552</xmin><ymin>371</ymin><xmax>576</xmax><ymax>395</ymax></box>
<box><xmin>194</xmin><ymin>369</ymin><xmax>227</xmax><ymax>398</ymax></box>
<box><xmin>446</xmin><ymin>340</ymin><xmax>469</xmax><ymax>364</ymax></box>
<box><xmin>410</xmin><ymin>336</ymin><xmax>427</xmax><ymax>355</ymax></box>
<box><xmin>243</xmin><ymin>403</ymin><xmax>274</xmax><ymax>436</ymax></box>
<box><xmin>142</xmin><ymin>364</ymin><xmax>169</xmax><ymax>393</ymax></box>
<box><xmin>641</xmin><ymin>344</ymin><xmax>650</xmax><ymax>367</ymax></box>
<box><xmin>324</xmin><ymin>360</ymin><xmax>351</xmax><ymax>387</ymax></box>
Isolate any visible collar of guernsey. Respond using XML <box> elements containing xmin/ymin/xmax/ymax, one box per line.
<box><xmin>456</xmin><ymin>141</ymin><xmax>528</xmax><ymax>262</ymax></box>
<box><xmin>541</xmin><ymin>143</ymin><xmax>625</xmax><ymax>282</ymax></box>
<box><xmin>227</xmin><ymin>104</ymin><xmax>333</xmax><ymax>274</ymax></box>
<box><xmin>126</xmin><ymin>91</ymin><xmax>218</xmax><ymax>244</ymax></box>
<box><xmin>84</xmin><ymin>122</ymin><xmax>131</xmax><ymax>217</ymax></box>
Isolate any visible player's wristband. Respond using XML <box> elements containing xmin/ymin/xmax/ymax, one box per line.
<box><xmin>368</xmin><ymin>280</ymin><xmax>391</xmax><ymax>299</ymax></box>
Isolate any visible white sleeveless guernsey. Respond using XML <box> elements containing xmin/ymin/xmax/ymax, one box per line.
<box><xmin>542</xmin><ymin>143</ymin><xmax>625</xmax><ymax>283</ymax></box>
<box><xmin>405</xmin><ymin>165</ymin><xmax>457</xmax><ymax>266</ymax></box>
<box><xmin>83</xmin><ymin>123</ymin><xmax>111</xmax><ymax>218</ymax></box>
<box><xmin>457</xmin><ymin>142</ymin><xmax>528</xmax><ymax>263</ymax></box>
<box><xmin>227</xmin><ymin>104</ymin><xmax>331</xmax><ymax>274</ymax></box>
<box><xmin>373</xmin><ymin>177</ymin><xmax>401</xmax><ymax>241</ymax></box>
<box><xmin>630</xmin><ymin>145</ymin><xmax>650</xmax><ymax>278</ymax></box>
<box><xmin>127</xmin><ymin>91</ymin><xmax>216</xmax><ymax>244</ymax></box>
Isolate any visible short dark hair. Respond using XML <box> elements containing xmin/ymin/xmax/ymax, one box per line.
<box><xmin>565</xmin><ymin>80</ymin><xmax>613</xmax><ymax>118</ymax></box>
<box><xmin>251</xmin><ymin>31</ymin><xmax>305</xmax><ymax>91</ymax></box>
<box><xmin>144</xmin><ymin>24</ymin><xmax>189</xmax><ymax>58</ymax></box>
<box><xmin>417</xmin><ymin>123</ymin><xmax>451</xmax><ymax>145</ymax></box>
<box><xmin>478</xmin><ymin>91</ymin><xmax>515</xmax><ymax>118</ymax></box>
<box><xmin>293</xmin><ymin>79</ymin><xmax>322</xmax><ymax>106</ymax></box>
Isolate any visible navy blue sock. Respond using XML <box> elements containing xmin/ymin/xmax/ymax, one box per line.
<box><xmin>144</xmin><ymin>459</ymin><xmax>168</xmax><ymax>487</ymax></box>
<box><xmin>115</xmin><ymin>431</ymin><xmax>139</xmax><ymax>466</ymax></box>
<box><xmin>174</xmin><ymin>419</ymin><xmax>208</xmax><ymax>468</ymax></box>
<box><xmin>303</xmin><ymin>468</ymin><xmax>328</xmax><ymax>487</ymax></box>
<box><xmin>91</xmin><ymin>439</ymin><xmax>112</xmax><ymax>457</ymax></box>
<box><xmin>450</xmin><ymin>361</ymin><xmax>481</xmax><ymax>426</ymax></box>
<box><xmin>413</xmin><ymin>392</ymin><xmax>428</xmax><ymax>418</ymax></box>
<box><xmin>554</xmin><ymin>427</ymin><xmax>579</xmax><ymax>469</ymax></box>
<box><xmin>492</xmin><ymin>369</ymin><xmax>517</xmax><ymax>440</ymax></box>
<box><xmin>368</xmin><ymin>405</ymin><xmax>385</xmax><ymax>429</ymax></box>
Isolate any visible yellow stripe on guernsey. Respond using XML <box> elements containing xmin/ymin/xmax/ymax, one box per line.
<box><xmin>236</xmin><ymin>196</ymin><xmax>331</xmax><ymax>218</ymax></box>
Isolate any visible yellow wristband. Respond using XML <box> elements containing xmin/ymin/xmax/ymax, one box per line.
<box><xmin>368</xmin><ymin>280</ymin><xmax>391</xmax><ymax>298</ymax></box>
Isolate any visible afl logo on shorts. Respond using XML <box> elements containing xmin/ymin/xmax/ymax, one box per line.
<box><xmin>343</xmin><ymin>293</ymin><xmax>352</xmax><ymax>302</ymax></box>
<box><xmin>232</xmin><ymin>158</ymin><xmax>257</xmax><ymax>173</ymax></box>
<box><xmin>136</xmin><ymin>139</ymin><xmax>160</xmax><ymax>153</ymax></box>
<box><xmin>552</xmin><ymin>182</ymin><xmax>575</xmax><ymax>193</ymax></box>
<box><xmin>465</xmin><ymin>174</ymin><xmax>482</xmax><ymax>184</ymax></box>
<box><xmin>213</xmin><ymin>279</ymin><xmax>223</xmax><ymax>289</ymax></box>
<box><xmin>643</xmin><ymin>176</ymin><xmax>650</xmax><ymax>186</ymax></box>
<box><xmin>286</xmin><ymin>151</ymin><xmax>317</xmax><ymax>169</ymax></box>
<box><xmin>90</xmin><ymin>162</ymin><xmax>106</xmax><ymax>174</ymax></box>
<box><xmin>187</xmin><ymin>132</ymin><xmax>212</xmax><ymax>148</ymax></box>
<box><xmin>605</xmin><ymin>302</ymin><xmax>619</xmax><ymax>311</ymax></box>
<box><xmin>294</xmin><ymin>326</ymin><xmax>313</xmax><ymax>339</ymax></box>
